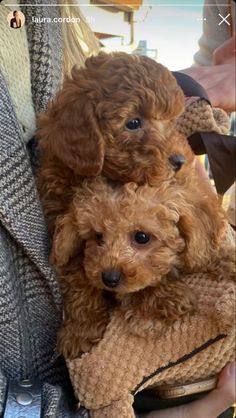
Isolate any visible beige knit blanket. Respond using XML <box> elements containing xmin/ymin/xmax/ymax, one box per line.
<box><xmin>68</xmin><ymin>268</ymin><xmax>235</xmax><ymax>418</ymax></box>
<box><xmin>176</xmin><ymin>98</ymin><xmax>230</xmax><ymax>137</ymax></box>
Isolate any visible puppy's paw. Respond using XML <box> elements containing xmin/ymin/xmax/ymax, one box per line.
<box><xmin>57</xmin><ymin>321</ymin><xmax>90</xmax><ymax>359</ymax></box>
<box><xmin>120</xmin><ymin>282</ymin><xmax>197</xmax><ymax>337</ymax></box>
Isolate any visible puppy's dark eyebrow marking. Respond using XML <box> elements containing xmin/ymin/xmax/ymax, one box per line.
<box><xmin>132</xmin><ymin>333</ymin><xmax>226</xmax><ymax>394</ymax></box>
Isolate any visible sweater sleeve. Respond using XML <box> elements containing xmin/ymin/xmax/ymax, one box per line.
<box><xmin>194</xmin><ymin>0</ymin><xmax>233</xmax><ymax>66</ymax></box>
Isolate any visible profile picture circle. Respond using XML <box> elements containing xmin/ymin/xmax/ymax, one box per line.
<box><xmin>7</xmin><ymin>10</ymin><xmax>25</xmax><ymax>29</ymax></box>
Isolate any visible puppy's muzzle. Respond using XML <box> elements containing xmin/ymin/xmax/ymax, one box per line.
<box><xmin>102</xmin><ymin>271</ymin><xmax>122</xmax><ymax>288</ymax></box>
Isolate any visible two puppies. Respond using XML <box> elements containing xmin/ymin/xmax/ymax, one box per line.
<box><xmin>38</xmin><ymin>52</ymin><xmax>195</xmax><ymax>235</ymax></box>
<box><xmin>38</xmin><ymin>52</ymin><xmax>228</xmax><ymax>358</ymax></box>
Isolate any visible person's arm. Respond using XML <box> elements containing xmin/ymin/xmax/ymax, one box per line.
<box><xmin>193</xmin><ymin>0</ymin><xmax>231</xmax><ymax>67</ymax></box>
<box><xmin>182</xmin><ymin>35</ymin><xmax>236</xmax><ymax>112</ymax></box>
<box><xmin>181</xmin><ymin>0</ymin><xmax>236</xmax><ymax>112</ymax></box>
<box><xmin>213</xmin><ymin>36</ymin><xmax>236</xmax><ymax>65</ymax></box>
<box><xmin>140</xmin><ymin>362</ymin><xmax>236</xmax><ymax>418</ymax></box>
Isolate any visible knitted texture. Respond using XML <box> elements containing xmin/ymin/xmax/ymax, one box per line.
<box><xmin>91</xmin><ymin>395</ymin><xmax>135</xmax><ymax>418</ymax></box>
<box><xmin>0</xmin><ymin>2</ymin><xmax>36</xmax><ymax>143</ymax></box>
<box><xmin>0</xmin><ymin>370</ymin><xmax>7</xmax><ymax>417</ymax></box>
<box><xmin>0</xmin><ymin>3</ymin><xmax>87</xmax><ymax>416</ymax></box>
<box><xmin>176</xmin><ymin>98</ymin><xmax>230</xmax><ymax>137</ymax></box>
<box><xmin>0</xmin><ymin>65</ymin><xmax>87</xmax><ymax>418</ymax></box>
<box><xmin>20</xmin><ymin>0</ymin><xmax>63</xmax><ymax>114</ymax></box>
<box><xmin>68</xmin><ymin>272</ymin><xmax>235</xmax><ymax>418</ymax></box>
<box><xmin>0</xmin><ymin>66</ymin><xmax>65</xmax><ymax>378</ymax></box>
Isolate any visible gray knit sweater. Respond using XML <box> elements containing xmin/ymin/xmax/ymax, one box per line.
<box><xmin>194</xmin><ymin>0</ymin><xmax>235</xmax><ymax>66</ymax></box>
<box><xmin>0</xmin><ymin>2</ymin><xmax>87</xmax><ymax>416</ymax></box>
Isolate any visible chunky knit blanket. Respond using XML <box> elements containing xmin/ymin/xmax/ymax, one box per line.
<box><xmin>176</xmin><ymin>97</ymin><xmax>235</xmax><ymax>195</ymax></box>
<box><xmin>68</xmin><ymin>266</ymin><xmax>236</xmax><ymax>418</ymax></box>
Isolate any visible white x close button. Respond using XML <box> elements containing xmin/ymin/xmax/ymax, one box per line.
<box><xmin>218</xmin><ymin>13</ymin><xmax>231</xmax><ymax>26</ymax></box>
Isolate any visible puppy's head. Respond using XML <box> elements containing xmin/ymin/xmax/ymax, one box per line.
<box><xmin>38</xmin><ymin>52</ymin><xmax>189</xmax><ymax>183</ymax></box>
<box><xmin>52</xmin><ymin>178</ymin><xmax>226</xmax><ymax>293</ymax></box>
<box><xmin>53</xmin><ymin>180</ymin><xmax>185</xmax><ymax>292</ymax></box>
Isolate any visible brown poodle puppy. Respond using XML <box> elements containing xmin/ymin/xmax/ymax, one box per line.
<box><xmin>52</xmin><ymin>178</ymin><xmax>231</xmax><ymax>359</ymax></box>
<box><xmin>38</xmin><ymin>52</ymin><xmax>196</xmax><ymax>235</ymax></box>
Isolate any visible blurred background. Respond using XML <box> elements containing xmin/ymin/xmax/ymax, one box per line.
<box><xmin>80</xmin><ymin>0</ymin><xmax>205</xmax><ymax>70</ymax></box>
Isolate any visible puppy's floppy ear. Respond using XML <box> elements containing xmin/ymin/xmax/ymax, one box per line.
<box><xmin>142</xmin><ymin>57</ymin><xmax>185</xmax><ymax>120</ymax></box>
<box><xmin>51</xmin><ymin>213</ymin><xmax>82</xmax><ymax>269</ymax></box>
<box><xmin>157</xmin><ymin>72</ymin><xmax>184</xmax><ymax>120</ymax></box>
<box><xmin>38</xmin><ymin>66</ymin><xmax>104</xmax><ymax>176</ymax></box>
<box><xmin>177</xmin><ymin>195</ymin><xmax>226</xmax><ymax>272</ymax></box>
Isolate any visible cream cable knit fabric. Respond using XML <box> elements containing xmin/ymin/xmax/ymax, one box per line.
<box><xmin>0</xmin><ymin>1</ymin><xmax>36</xmax><ymax>143</ymax></box>
<box><xmin>176</xmin><ymin>99</ymin><xmax>230</xmax><ymax>138</ymax></box>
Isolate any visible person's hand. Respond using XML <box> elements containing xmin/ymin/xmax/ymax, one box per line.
<box><xmin>145</xmin><ymin>362</ymin><xmax>236</xmax><ymax>418</ymax></box>
<box><xmin>181</xmin><ymin>36</ymin><xmax>236</xmax><ymax>112</ymax></box>
<box><xmin>181</xmin><ymin>62</ymin><xmax>235</xmax><ymax>112</ymax></box>
<box><xmin>213</xmin><ymin>36</ymin><xmax>236</xmax><ymax>65</ymax></box>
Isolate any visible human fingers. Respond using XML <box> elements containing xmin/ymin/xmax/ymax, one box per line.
<box><xmin>180</xmin><ymin>66</ymin><xmax>210</xmax><ymax>80</ymax></box>
<box><xmin>180</xmin><ymin>362</ymin><xmax>236</xmax><ymax>418</ymax></box>
<box><xmin>205</xmin><ymin>65</ymin><xmax>236</xmax><ymax>111</ymax></box>
<box><xmin>213</xmin><ymin>36</ymin><xmax>236</xmax><ymax>65</ymax></box>
<box><xmin>181</xmin><ymin>64</ymin><xmax>235</xmax><ymax>111</ymax></box>
<box><xmin>143</xmin><ymin>362</ymin><xmax>235</xmax><ymax>418</ymax></box>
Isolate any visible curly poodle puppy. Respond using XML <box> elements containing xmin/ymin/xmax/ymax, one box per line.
<box><xmin>38</xmin><ymin>52</ymin><xmax>197</xmax><ymax>235</ymax></box>
<box><xmin>52</xmin><ymin>178</ymin><xmax>231</xmax><ymax>359</ymax></box>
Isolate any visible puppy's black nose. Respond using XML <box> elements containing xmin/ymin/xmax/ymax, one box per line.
<box><xmin>102</xmin><ymin>271</ymin><xmax>122</xmax><ymax>288</ymax></box>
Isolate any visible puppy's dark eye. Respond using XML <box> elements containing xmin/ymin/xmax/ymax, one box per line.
<box><xmin>125</xmin><ymin>118</ymin><xmax>142</xmax><ymax>131</ymax></box>
<box><xmin>95</xmin><ymin>233</ymin><xmax>103</xmax><ymax>244</ymax></box>
<box><xmin>134</xmin><ymin>231</ymin><xmax>150</xmax><ymax>244</ymax></box>
<box><xmin>169</xmin><ymin>154</ymin><xmax>186</xmax><ymax>172</ymax></box>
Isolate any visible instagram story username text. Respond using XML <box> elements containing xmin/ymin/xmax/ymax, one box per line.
<box><xmin>31</xmin><ymin>16</ymin><xmax>95</xmax><ymax>24</ymax></box>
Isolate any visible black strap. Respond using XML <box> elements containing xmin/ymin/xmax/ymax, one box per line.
<box><xmin>189</xmin><ymin>132</ymin><xmax>236</xmax><ymax>195</ymax></box>
<box><xmin>172</xmin><ymin>71</ymin><xmax>211</xmax><ymax>104</ymax></box>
